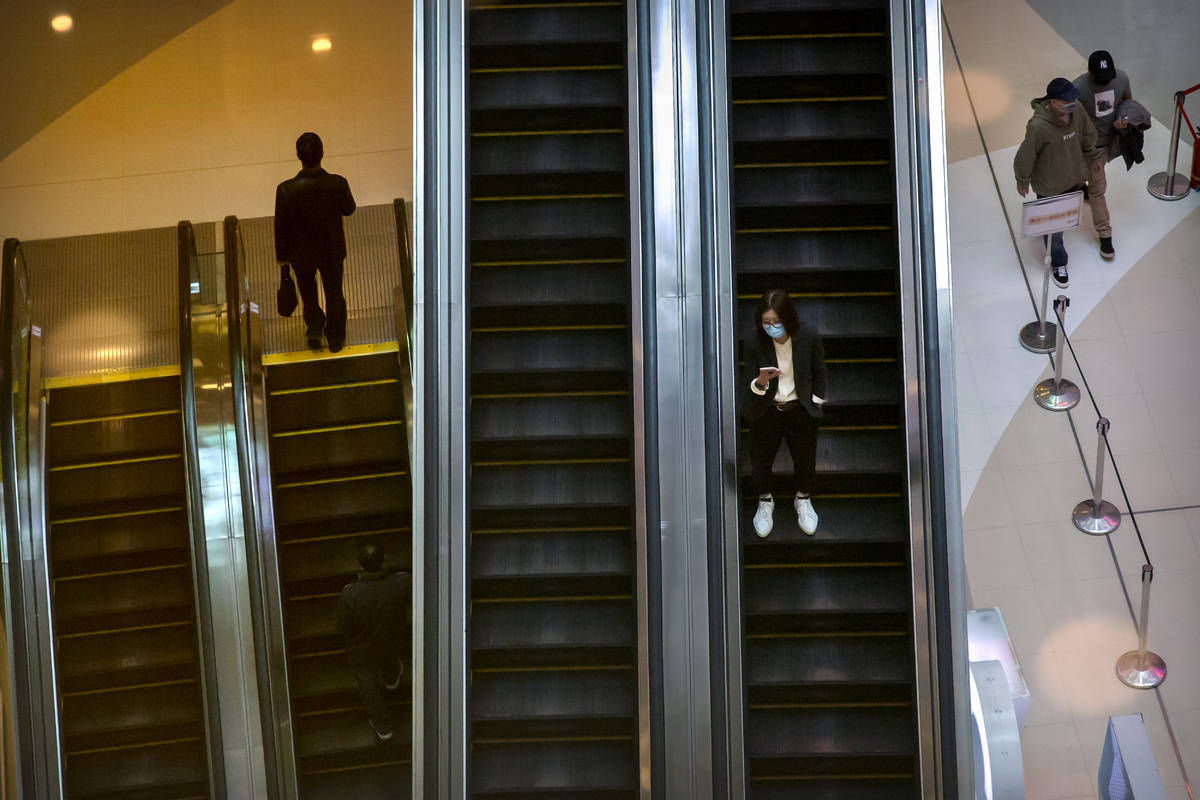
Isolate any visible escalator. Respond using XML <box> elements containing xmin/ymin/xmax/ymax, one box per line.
<box><xmin>45</xmin><ymin>375</ymin><xmax>217</xmax><ymax>798</ymax></box>
<box><xmin>263</xmin><ymin>350</ymin><xmax>412</xmax><ymax>797</ymax></box>
<box><xmin>466</xmin><ymin>0</ymin><xmax>640</xmax><ymax>794</ymax></box>
<box><xmin>727</xmin><ymin>0</ymin><xmax>918</xmax><ymax>796</ymax></box>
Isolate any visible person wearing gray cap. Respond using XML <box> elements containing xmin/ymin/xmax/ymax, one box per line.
<box><xmin>1074</xmin><ymin>50</ymin><xmax>1134</xmax><ymax>261</ymax></box>
<box><xmin>1014</xmin><ymin>77</ymin><xmax>1103</xmax><ymax>289</ymax></box>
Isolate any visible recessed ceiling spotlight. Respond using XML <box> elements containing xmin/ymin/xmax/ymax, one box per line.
<box><xmin>311</xmin><ymin>36</ymin><xmax>332</xmax><ymax>53</ymax></box>
<box><xmin>51</xmin><ymin>13</ymin><xmax>74</xmax><ymax>33</ymax></box>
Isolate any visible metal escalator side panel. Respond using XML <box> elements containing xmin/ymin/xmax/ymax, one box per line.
<box><xmin>177</xmin><ymin>221</ymin><xmax>228</xmax><ymax>799</ymax></box>
<box><xmin>0</xmin><ymin>237</ymin><xmax>63</xmax><ymax>799</ymax></box>
<box><xmin>225</xmin><ymin>215</ymin><xmax>299</xmax><ymax>799</ymax></box>
<box><xmin>885</xmin><ymin>0</ymin><xmax>972</xmax><ymax>795</ymax></box>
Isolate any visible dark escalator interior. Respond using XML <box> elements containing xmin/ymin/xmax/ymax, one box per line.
<box><xmin>46</xmin><ymin>376</ymin><xmax>214</xmax><ymax>799</ymax></box>
<box><xmin>467</xmin><ymin>0</ymin><xmax>639</xmax><ymax>795</ymax></box>
<box><xmin>264</xmin><ymin>351</ymin><xmax>411</xmax><ymax>798</ymax></box>
<box><xmin>728</xmin><ymin>0</ymin><xmax>918</xmax><ymax>796</ymax></box>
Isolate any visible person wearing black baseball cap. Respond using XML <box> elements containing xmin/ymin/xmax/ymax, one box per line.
<box><xmin>1014</xmin><ymin>77</ymin><xmax>1103</xmax><ymax>288</ymax></box>
<box><xmin>1074</xmin><ymin>50</ymin><xmax>1134</xmax><ymax>261</ymax></box>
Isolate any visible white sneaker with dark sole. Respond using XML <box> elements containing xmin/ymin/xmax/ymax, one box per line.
<box><xmin>370</xmin><ymin>720</ymin><xmax>394</xmax><ymax>743</ymax></box>
<box><xmin>383</xmin><ymin>659</ymin><xmax>404</xmax><ymax>691</ymax></box>
<box><xmin>795</xmin><ymin>496</ymin><xmax>818</xmax><ymax>535</ymax></box>
<box><xmin>753</xmin><ymin>498</ymin><xmax>775</xmax><ymax>538</ymax></box>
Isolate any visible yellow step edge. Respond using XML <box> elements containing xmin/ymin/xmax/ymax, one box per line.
<box><xmin>474</xmin><ymin>734</ymin><xmax>631</xmax><ymax>745</ymax></box>
<box><xmin>55</xmin><ymin>562</ymin><xmax>188</xmax><ymax>584</ymax></box>
<box><xmin>825</xmin><ymin>357</ymin><xmax>897</xmax><ymax>364</ymax></box>
<box><xmin>472</xmin><ymin>323</ymin><xmax>627</xmax><ymax>333</ymax></box>
<box><xmin>472</xmin><ymin>128</ymin><xmax>625</xmax><ymax>138</ymax></box>
<box><xmin>303</xmin><ymin>758</ymin><xmax>411</xmax><ymax>776</ymax></box>
<box><xmin>273</xmin><ymin>419</ymin><xmax>401</xmax><ymax>438</ymax></box>
<box><xmin>473</xmin><ymin>663</ymin><xmax>633</xmax><ymax>674</ymax></box>
<box><xmin>733</xmin><ymin>95</ymin><xmax>887</xmax><ymax>105</ymax></box>
<box><xmin>473</xmin><ymin>257</ymin><xmax>626</xmax><ymax>267</ymax></box>
<box><xmin>50</xmin><ymin>408</ymin><xmax>179</xmax><ymax>428</ymax></box>
<box><xmin>262</xmin><ymin>342</ymin><xmax>398</xmax><ymax>366</ymax></box>
<box><xmin>52</xmin><ymin>505</ymin><xmax>184</xmax><ymax>526</ymax></box>
<box><xmin>270</xmin><ymin>377</ymin><xmax>398</xmax><ymax>396</ymax></box>
<box><xmin>735</xmin><ymin>160</ymin><xmax>890</xmax><ymax>169</ymax></box>
<box><xmin>284</xmin><ymin>526</ymin><xmax>410</xmax><ymax>546</ymax></box>
<box><xmin>474</xmin><ymin>192</ymin><xmax>624</xmax><ymax>202</ymax></box>
<box><xmin>44</xmin><ymin>365</ymin><xmax>180</xmax><ymax>390</ymax></box>
<box><xmin>473</xmin><ymin>1</ymin><xmax>621</xmax><ymax>9</ymax></box>
<box><xmin>62</xmin><ymin>677</ymin><xmax>196</xmax><ymax>699</ymax></box>
<box><xmin>735</xmin><ymin>291</ymin><xmax>894</xmax><ymax>299</ymax></box>
<box><xmin>472</xmin><ymin>390</ymin><xmax>629</xmax><ymax>400</ymax></box>
<box><xmin>292</xmin><ymin>648</ymin><xmax>345</xmax><ymax>660</ymax></box>
<box><xmin>57</xmin><ymin>619</ymin><xmax>191</xmax><ymax>641</ymax></box>
<box><xmin>748</xmin><ymin>701</ymin><xmax>911</xmax><ymax>710</ymax></box>
<box><xmin>473</xmin><ymin>524</ymin><xmax>630</xmax><ymax>535</ymax></box>
<box><xmin>472</xmin><ymin>456</ymin><xmax>629</xmax><ymax>467</ymax></box>
<box><xmin>745</xmin><ymin>630</ymin><xmax>906</xmax><ymax>640</ymax></box>
<box><xmin>48</xmin><ymin>452</ymin><xmax>180</xmax><ymax>473</ymax></box>
<box><xmin>820</xmin><ymin>424</ymin><xmax>901</xmax><ymax>431</ymax></box>
<box><xmin>66</xmin><ymin>735</ymin><xmax>201</xmax><ymax>758</ymax></box>
<box><xmin>745</xmin><ymin>561</ymin><xmax>906</xmax><ymax>570</ymax></box>
<box><xmin>276</xmin><ymin>469</ymin><xmax>406</xmax><ymax>489</ymax></box>
<box><xmin>472</xmin><ymin>593</ymin><xmax>631</xmax><ymax>604</ymax></box>
<box><xmin>737</xmin><ymin>225</ymin><xmax>893</xmax><ymax>234</ymax></box>
<box><xmin>471</xmin><ymin>64</ymin><xmax>622</xmax><ymax>74</ymax></box>
<box><xmin>289</xmin><ymin>591</ymin><xmax>341</xmax><ymax>602</ymax></box>
<box><xmin>755</xmin><ymin>773</ymin><xmax>913</xmax><ymax>781</ymax></box>
<box><xmin>731</xmin><ymin>32</ymin><xmax>886</xmax><ymax>41</ymax></box>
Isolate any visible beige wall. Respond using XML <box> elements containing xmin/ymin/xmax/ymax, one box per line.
<box><xmin>0</xmin><ymin>0</ymin><xmax>413</xmax><ymax>242</ymax></box>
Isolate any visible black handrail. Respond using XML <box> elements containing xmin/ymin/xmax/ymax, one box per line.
<box><xmin>224</xmin><ymin>214</ymin><xmax>288</xmax><ymax>798</ymax></box>
<box><xmin>393</xmin><ymin>198</ymin><xmax>414</xmax><ymax>342</ymax></box>
<box><xmin>176</xmin><ymin>221</ymin><xmax>228</xmax><ymax>799</ymax></box>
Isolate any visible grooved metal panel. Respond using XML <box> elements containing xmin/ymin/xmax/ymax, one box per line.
<box><xmin>240</xmin><ymin>203</ymin><xmax>404</xmax><ymax>355</ymax></box>
<box><xmin>23</xmin><ymin>226</ymin><xmax>179</xmax><ymax>378</ymax></box>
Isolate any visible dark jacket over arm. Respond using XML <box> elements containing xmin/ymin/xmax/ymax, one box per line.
<box><xmin>274</xmin><ymin>167</ymin><xmax>357</xmax><ymax>266</ymax></box>
<box><xmin>336</xmin><ymin>570</ymin><xmax>411</xmax><ymax>668</ymax></box>
<box><xmin>743</xmin><ymin>321</ymin><xmax>827</xmax><ymax>421</ymax></box>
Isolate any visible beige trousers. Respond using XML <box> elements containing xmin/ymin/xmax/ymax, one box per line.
<box><xmin>1086</xmin><ymin>159</ymin><xmax>1111</xmax><ymax>237</ymax></box>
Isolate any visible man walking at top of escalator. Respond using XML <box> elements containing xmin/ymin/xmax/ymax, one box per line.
<box><xmin>275</xmin><ymin>131</ymin><xmax>356</xmax><ymax>353</ymax></box>
<box><xmin>336</xmin><ymin>541</ymin><xmax>410</xmax><ymax>743</ymax></box>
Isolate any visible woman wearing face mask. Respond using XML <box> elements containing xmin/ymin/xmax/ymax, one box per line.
<box><xmin>745</xmin><ymin>288</ymin><xmax>826</xmax><ymax>537</ymax></box>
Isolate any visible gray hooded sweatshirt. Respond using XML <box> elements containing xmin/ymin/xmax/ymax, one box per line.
<box><xmin>1013</xmin><ymin>98</ymin><xmax>1101</xmax><ymax>197</ymax></box>
<box><xmin>1073</xmin><ymin>69</ymin><xmax>1133</xmax><ymax>151</ymax></box>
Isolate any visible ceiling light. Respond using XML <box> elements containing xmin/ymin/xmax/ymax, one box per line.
<box><xmin>51</xmin><ymin>13</ymin><xmax>73</xmax><ymax>33</ymax></box>
<box><xmin>311</xmin><ymin>37</ymin><xmax>332</xmax><ymax>53</ymax></box>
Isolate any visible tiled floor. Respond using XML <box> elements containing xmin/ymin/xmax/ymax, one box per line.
<box><xmin>944</xmin><ymin>0</ymin><xmax>1200</xmax><ymax>796</ymax></box>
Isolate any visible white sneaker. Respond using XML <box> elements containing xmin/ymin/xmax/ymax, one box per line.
<box><xmin>370</xmin><ymin>719</ymin><xmax>394</xmax><ymax>743</ymax></box>
<box><xmin>795</xmin><ymin>495</ymin><xmax>818</xmax><ymax>535</ymax></box>
<box><xmin>753</xmin><ymin>497</ymin><xmax>775</xmax><ymax>538</ymax></box>
<box><xmin>383</xmin><ymin>658</ymin><xmax>404</xmax><ymax>691</ymax></box>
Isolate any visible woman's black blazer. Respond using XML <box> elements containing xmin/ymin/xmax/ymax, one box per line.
<box><xmin>743</xmin><ymin>321</ymin><xmax>827</xmax><ymax>422</ymax></box>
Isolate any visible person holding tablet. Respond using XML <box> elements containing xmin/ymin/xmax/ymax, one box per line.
<box><xmin>745</xmin><ymin>288</ymin><xmax>827</xmax><ymax>537</ymax></box>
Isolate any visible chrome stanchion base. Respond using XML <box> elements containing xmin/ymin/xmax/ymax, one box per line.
<box><xmin>1072</xmin><ymin>498</ymin><xmax>1122</xmax><ymax>535</ymax></box>
<box><xmin>1116</xmin><ymin>649</ymin><xmax>1167</xmax><ymax>689</ymax></box>
<box><xmin>1033</xmin><ymin>378</ymin><xmax>1080</xmax><ymax>411</ymax></box>
<box><xmin>1019</xmin><ymin>320</ymin><xmax>1058</xmax><ymax>353</ymax></box>
<box><xmin>1147</xmin><ymin>171</ymin><xmax>1191</xmax><ymax>201</ymax></box>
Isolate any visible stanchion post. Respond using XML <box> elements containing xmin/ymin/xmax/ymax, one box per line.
<box><xmin>1019</xmin><ymin>264</ymin><xmax>1058</xmax><ymax>353</ymax></box>
<box><xmin>1072</xmin><ymin>417</ymin><xmax>1122</xmax><ymax>535</ymax></box>
<box><xmin>1148</xmin><ymin>91</ymin><xmax>1191</xmax><ymax>200</ymax></box>
<box><xmin>1116</xmin><ymin>565</ymin><xmax>1167</xmax><ymax>689</ymax></box>
<box><xmin>1033</xmin><ymin>296</ymin><xmax>1080</xmax><ymax>411</ymax></box>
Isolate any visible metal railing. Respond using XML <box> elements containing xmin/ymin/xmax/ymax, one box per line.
<box><xmin>1147</xmin><ymin>82</ymin><xmax>1200</xmax><ymax>200</ymax></box>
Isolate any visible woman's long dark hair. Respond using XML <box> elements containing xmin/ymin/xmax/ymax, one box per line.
<box><xmin>755</xmin><ymin>288</ymin><xmax>800</xmax><ymax>344</ymax></box>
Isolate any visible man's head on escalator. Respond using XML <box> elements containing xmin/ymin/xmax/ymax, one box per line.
<box><xmin>357</xmin><ymin>540</ymin><xmax>386</xmax><ymax>573</ymax></box>
<box><xmin>296</xmin><ymin>131</ymin><xmax>324</xmax><ymax>169</ymax></box>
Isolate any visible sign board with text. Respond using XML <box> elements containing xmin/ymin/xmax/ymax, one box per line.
<box><xmin>1021</xmin><ymin>190</ymin><xmax>1085</xmax><ymax>238</ymax></box>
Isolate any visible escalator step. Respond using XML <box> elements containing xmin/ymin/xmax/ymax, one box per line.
<box><xmin>63</xmin><ymin>682</ymin><xmax>204</xmax><ymax>750</ymax></box>
<box><xmin>469</xmin><ymin>5</ymin><xmax>624</xmax><ymax>49</ymax></box>
<box><xmin>471</xmin><ymin>740</ymin><xmax>637</xmax><ymax>796</ymax></box>
<box><xmin>473</xmin><ymin>600</ymin><xmax>634</xmax><ymax>668</ymax></box>
<box><xmin>266</xmin><ymin>352</ymin><xmax>400</xmax><ymax>392</ymax></box>
<box><xmin>273</xmin><ymin>472</ymin><xmax>410</xmax><ymax>526</ymax></box>
<box><xmin>301</xmin><ymin>762</ymin><xmax>411</xmax><ymax>800</ymax></box>
<box><xmin>57</xmin><ymin>624</ymin><xmax>197</xmax><ymax>693</ymax></box>
<box><xmin>730</xmin><ymin>38</ymin><xmax>890</xmax><ymax>79</ymax></box>
<box><xmin>472</xmin><ymin>669</ymin><xmax>634</xmax><ymax>739</ymax></box>
<box><xmin>472</xmin><ymin>329</ymin><xmax>630</xmax><ymax>376</ymax></box>
<box><xmin>472</xmin><ymin>261</ymin><xmax>628</xmax><ymax>311</ymax></box>
<box><xmin>267</xmin><ymin>380</ymin><xmax>402</xmax><ymax>431</ymax></box>
<box><xmin>47</xmin><ymin>412</ymin><xmax>182</xmax><ymax>466</ymax></box>
<box><xmin>735</xmin><ymin>164</ymin><xmax>894</xmax><ymax>208</ymax></box>
<box><xmin>750</xmin><ymin>779</ymin><xmax>916</xmax><ymax>800</ymax></box>
<box><xmin>745</xmin><ymin>636</ymin><xmax>911</xmax><ymax>698</ymax></box>
<box><xmin>48</xmin><ymin>456</ymin><xmax>186</xmax><ymax>510</ymax></box>
<box><xmin>744</xmin><ymin>565</ymin><xmax>909</xmax><ymax>634</ymax></box>
<box><xmin>48</xmin><ymin>376</ymin><xmax>179</xmax><ymax>423</ymax></box>
<box><xmin>65</xmin><ymin>739</ymin><xmax>208</xmax><ymax>798</ymax></box>
<box><xmin>297</xmin><ymin>704</ymin><xmax>413</xmax><ymax>762</ymax></box>
<box><xmin>51</xmin><ymin>508</ymin><xmax>190</xmax><ymax>569</ymax></box>
<box><xmin>745</xmin><ymin>705</ymin><xmax>914</xmax><ymax>765</ymax></box>
<box><xmin>271</xmin><ymin>424</ymin><xmax>406</xmax><ymax>476</ymax></box>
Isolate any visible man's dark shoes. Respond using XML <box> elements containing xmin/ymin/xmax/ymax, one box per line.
<box><xmin>306</xmin><ymin>335</ymin><xmax>322</xmax><ymax>351</ymax></box>
<box><xmin>1051</xmin><ymin>265</ymin><xmax>1069</xmax><ymax>289</ymax></box>
<box><xmin>327</xmin><ymin>338</ymin><xmax>345</xmax><ymax>354</ymax></box>
<box><xmin>1099</xmin><ymin>237</ymin><xmax>1115</xmax><ymax>260</ymax></box>
<box><xmin>369</xmin><ymin>719</ymin><xmax>394</xmax><ymax>743</ymax></box>
<box><xmin>383</xmin><ymin>659</ymin><xmax>404</xmax><ymax>691</ymax></box>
